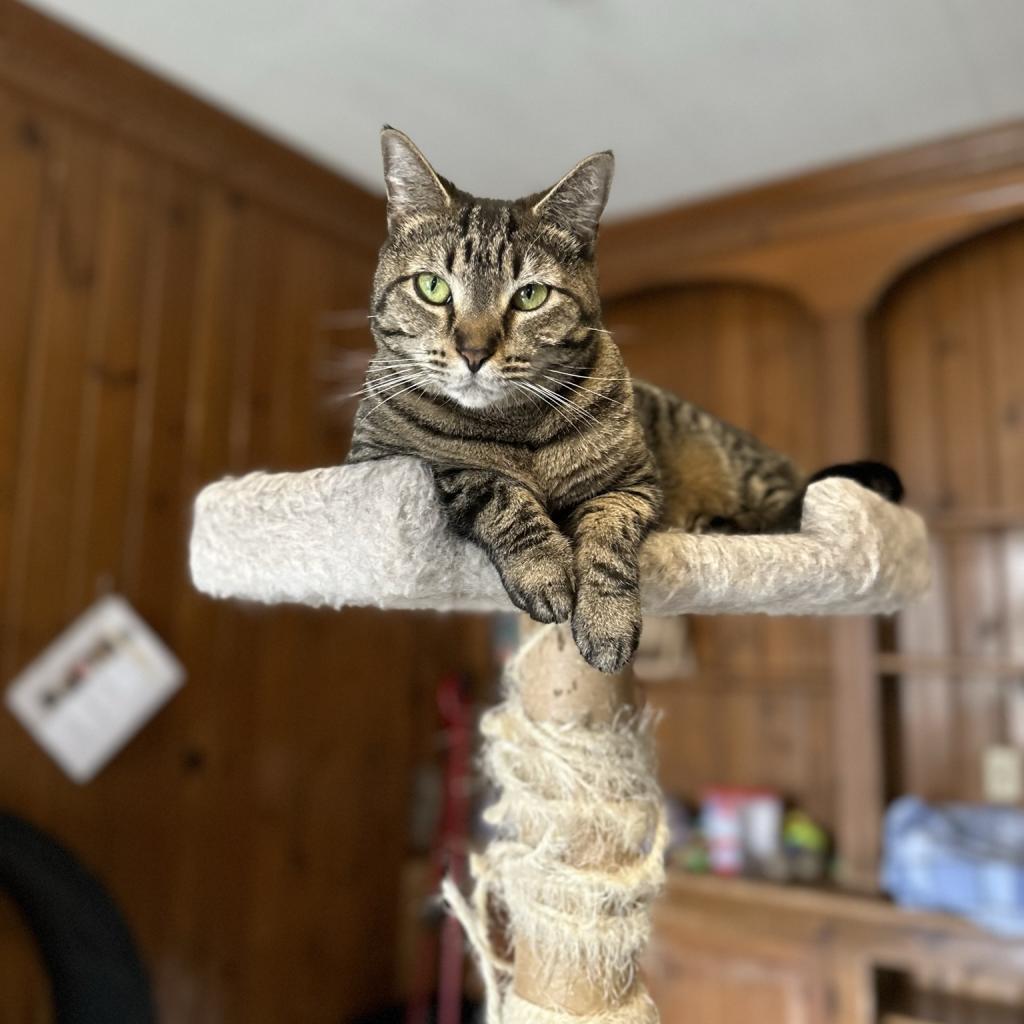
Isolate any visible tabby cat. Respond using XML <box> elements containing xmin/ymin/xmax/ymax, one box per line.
<box><xmin>347</xmin><ymin>128</ymin><xmax>900</xmax><ymax>673</ymax></box>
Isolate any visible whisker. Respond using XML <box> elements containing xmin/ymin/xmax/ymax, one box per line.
<box><xmin>528</xmin><ymin>379</ymin><xmax>602</xmax><ymax>421</ymax></box>
<box><xmin>522</xmin><ymin>381</ymin><xmax>601</xmax><ymax>434</ymax></box>
<box><xmin>544</xmin><ymin>368</ymin><xmax>632</xmax><ymax>382</ymax></box>
<box><xmin>362</xmin><ymin>376</ymin><xmax>435</xmax><ymax>417</ymax></box>
<box><xmin>318</xmin><ymin>309</ymin><xmax>374</xmax><ymax>329</ymax></box>
<box><xmin>507</xmin><ymin>380</ymin><xmax>544</xmax><ymax>414</ymax></box>
<box><xmin>515</xmin><ymin>381</ymin><xmax>587</xmax><ymax>438</ymax></box>
<box><xmin>365</xmin><ymin>359</ymin><xmax>415</xmax><ymax>369</ymax></box>
<box><xmin>348</xmin><ymin>368</ymin><xmax>435</xmax><ymax>399</ymax></box>
<box><xmin>541</xmin><ymin>374</ymin><xmax>630</xmax><ymax>412</ymax></box>
<box><xmin>368</xmin><ymin>369</ymin><xmax>435</xmax><ymax>386</ymax></box>
<box><xmin>328</xmin><ymin>373</ymin><xmax>427</xmax><ymax>405</ymax></box>
<box><xmin>352</xmin><ymin>372</ymin><xmax>432</xmax><ymax>399</ymax></box>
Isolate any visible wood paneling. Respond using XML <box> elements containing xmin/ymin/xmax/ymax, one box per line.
<box><xmin>600</xmin><ymin>118</ymin><xmax>1024</xmax><ymax>315</ymax></box>
<box><xmin>0</xmin><ymin>12</ymin><xmax>489</xmax><ymax>1024</ymax></box>
<box><xmin>878</xmin><ymin>221</ymin><xmax>1024</xmax><ymax>805</ymax></box>
<box><xmin>646</xmin><ymin>933</ymin><xmax>824</xmax><ymax>1024</ymax></box>
<box><xmin>0</xmin><ymin>2</ymin><xmax>385</xmax><ymax>251</ymax></box>
<box><xmin>649</xmin><ymin>873</ymin><xmax>1024</xmax><ymax>1024</ymax></box>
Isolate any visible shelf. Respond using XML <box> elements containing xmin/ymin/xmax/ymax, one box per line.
<box><xmin>877</xmin><ymin>653</ymin><xmax>1024</xmax><ymax>680</ymax></box>
<box><xmin>661</xmin><ymin>870</ymin><xmax>998</xmax><ymax>941</ymax></box>
<box><xmin>644</xmin><ymin>668</ymin><xmax>834</xmax><ymax>694</ymax></box>
<box><xmin>925</xmin><ymin>509</ymin><xmax>1024</xmax><ymax>532</ymax></box>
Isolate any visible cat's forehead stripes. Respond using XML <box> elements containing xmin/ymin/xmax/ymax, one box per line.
<box><xmin>451</xmin><ymin>202</ymin><xmax>519</xmax><ymax>274</ymax></box>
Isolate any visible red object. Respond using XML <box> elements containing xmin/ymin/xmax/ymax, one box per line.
<box><xmin>406</xmin><ymin>674</ymin><xmax>473</xmax><ymax>1024</ymax></box>
<box><xmin>702</xmin><ymin>787</ymin><xmax>776</xmax><ymax>877</ymax></box>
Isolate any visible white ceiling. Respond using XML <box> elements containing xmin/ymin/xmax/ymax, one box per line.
<box><xmin>25</xmin><ymin>0</ymin><xmax>1024</xmax><ymax>219</ymax></box>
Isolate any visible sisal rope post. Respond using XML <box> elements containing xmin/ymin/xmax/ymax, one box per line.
<box><xmin>445</xmin><ymin>621</ymin><xmax>665</xmax><ymax>1023</ymax></box>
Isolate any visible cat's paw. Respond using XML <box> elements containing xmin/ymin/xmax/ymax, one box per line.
<box><xmin>571</xmin><ymin>589</ymin><xmax>643</xmax><ymax>674</ymax></box>
<box><xmin>499</xmin><ymin>537</ymin><xmax>576</xmax><ymax>624</ymax></box>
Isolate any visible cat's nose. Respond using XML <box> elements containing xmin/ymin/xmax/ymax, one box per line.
<box><xmin>454</xmin><ymin>325</ymin><xmax>499</xmax><ymax>373</ymax></box>
<box><xmin>459</xmin><ymin>347</ymin><xmax>493</xmax><ymax>373</ymax></box>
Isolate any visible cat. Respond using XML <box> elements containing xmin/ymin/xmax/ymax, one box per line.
<box><xmin>346</xmin><ymin>127</ymin><xmax>901</xmax><ymax>673</ymax></box>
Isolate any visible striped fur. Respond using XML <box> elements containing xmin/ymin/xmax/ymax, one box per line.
<box><xmin>347</xmin><ymin>129</ymin><xmax>810</xmax><ymax>672</ymax></box>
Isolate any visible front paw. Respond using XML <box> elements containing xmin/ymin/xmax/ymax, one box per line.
<box><xmin>499</xmin><ymin>537</ymin><xmax>576</xmax><ymax>624</ymax></box>
<box><xmin>571</xmin><ymin>587</ymin><xmax>642</xmax><ymax>674</ymax></box>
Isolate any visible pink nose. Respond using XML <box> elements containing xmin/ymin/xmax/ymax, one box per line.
<box><xmin>459</xmin><ymin>348</ymin><xmax>493</xmax><ymax>373</ymax></box>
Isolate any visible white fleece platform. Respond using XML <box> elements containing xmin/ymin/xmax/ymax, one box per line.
<box><xmin>189</xmin><ymin>457</ymin><xmax>930</xmax><ymax>616</ymax></box>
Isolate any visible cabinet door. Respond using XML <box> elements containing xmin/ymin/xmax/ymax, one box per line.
<box><xmin>645</xmin><ymin>932</ymin><xmax>826</xmax><ymax>1024</ymax></box>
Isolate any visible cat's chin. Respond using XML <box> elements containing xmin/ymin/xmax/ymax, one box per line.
<box><xmin>444</xmin><ymin>379</ymin><xmax>507</xmax><ymax>410</ymax></box>
<box><xmin>449</xmin><ymin>389</ymin><xmax>501</xmax><ymax>410</ymax></box>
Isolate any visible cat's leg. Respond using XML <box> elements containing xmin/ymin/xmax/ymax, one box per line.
<box><xmin>806</xmin><ymin>461</ymin><xmax>904</xmax><ymax>502</ymax></box>
<box><xmin>565</xmin><ymin>484</ymin><xmax>661</xmax><ymax>673</ymax></box>
<box><xmin>432</xmin><ymin>466</ymin><xmax>575</xmax><ymax>623</ymax></box>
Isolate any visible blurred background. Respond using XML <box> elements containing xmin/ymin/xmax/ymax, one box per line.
<box><xmin>2</xmin><ymin>2</ymin><xmax>1024</xmax><ymax>1021</ymax></box>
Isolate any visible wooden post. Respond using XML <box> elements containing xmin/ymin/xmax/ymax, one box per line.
<box><xmin>821</xmin><ymin>311</ymin><xmax>884</xmax><ymax>892</ymax></box>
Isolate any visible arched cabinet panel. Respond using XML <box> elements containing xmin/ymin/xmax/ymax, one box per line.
<box><xmin>604</xmin><ymin>283</ymin><xmax>837</xmax><ymax>826</ymax></box>
<box><xmin>875</xmin><ymin>220</ymin><xmax>1024</xmax><ymax>803</ymax></box>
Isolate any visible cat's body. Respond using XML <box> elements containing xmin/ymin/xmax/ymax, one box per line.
<box><xmin>348</xmin><ymin>128</ymin><xmax>898</xmax><ymax>672</ymax></box>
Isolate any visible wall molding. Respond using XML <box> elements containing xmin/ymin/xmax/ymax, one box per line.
<box><xmin>601</xmin><ymin>118</ymin><xmax>1024</xmax><ymax>314</ymax></box>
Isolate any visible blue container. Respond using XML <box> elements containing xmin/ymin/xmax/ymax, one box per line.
<box><xmin>883</xmin><ymin>796</ymin><xmax>1024</xmax><ymax>936</ymax></box>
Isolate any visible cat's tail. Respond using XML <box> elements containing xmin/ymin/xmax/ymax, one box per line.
<box><xmin>762</xmin><ymin>460</ymin><xmax>904</xmax><ymax>534</ymax></box>
<box><xmin>805</xmin><ymin>460</ymin><xmax>904</xmax><ymax>503</ymax></box>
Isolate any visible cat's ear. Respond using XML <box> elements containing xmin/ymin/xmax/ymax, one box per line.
<box><xmin>380</xmin><ymin>126</ymin><xmax>452</xmax><ymax>231</ymax></box>
<box><xmin>532</xmin><ymin>151</ymin><xmax>614</xmax><ymax>251</ymax></box>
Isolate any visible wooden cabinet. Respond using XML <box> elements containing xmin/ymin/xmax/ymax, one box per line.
<box><xmin>647</xmin><ymin>875</ymin><xmax>1024</xmax><ymax>1024</ymax></box>
<box><xmin>598</xmin><ymin>120</ymin><xmax>1024</xmax><ymax>1020</ymax></box>
<box><xmin>876</xmin><ymin>221</ymin><xmax>1024</xmax><ymax>802</ymax></box>
<box><xmin>647</xmin><ymin>919</ymin><xmax>826</xmax><ymax>1024</ymax></box>
<box><xmin>648</xmin><ymin>953</ymin><xmax>821</xmax><ymax>1024</ymax></box>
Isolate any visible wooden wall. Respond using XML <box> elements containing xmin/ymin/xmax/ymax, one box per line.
<box><xmin>0</xmin><ymin>7</ymin><xmax>490</xmax><ymax>1023</ymax></box>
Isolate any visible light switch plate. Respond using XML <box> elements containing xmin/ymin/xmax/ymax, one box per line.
<box><xmin>5</xmin><ymin>594</ymin><xmax>185</xmax><ymax>783</ymax></box>
<box><xmin>983</xmin><ymin>745</ymin><xmax>1023</xmax><ymax>804</ymax></box>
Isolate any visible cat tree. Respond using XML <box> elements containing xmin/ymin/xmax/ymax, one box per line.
<box><xmin>190</xmin><ymin>456</ymin><xmax>930</xmax><ymax>1024</ymax></box>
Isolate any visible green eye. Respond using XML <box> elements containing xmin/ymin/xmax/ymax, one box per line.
<box><xmin>414</xmin><ymin>273</ymin><xmax>451</xmax><ymax>305</ymax></box>
<box><xmin>511</xmin><ymin>282</ymin><xmax>549</xmax><ymax>312</ymax></box>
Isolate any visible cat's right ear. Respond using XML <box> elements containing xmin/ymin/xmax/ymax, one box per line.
<box><xmin>380</xmin><ymin>126</ymin><xmax>452</xmax><ymax>231</ymax></box>
<box><xmin>532</xmin><ymin>150</ymin><xmax>614</xmax><ymax>253</ymax></box>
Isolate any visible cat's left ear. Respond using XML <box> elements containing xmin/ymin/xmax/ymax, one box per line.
<box><xmin>532</xmin><ymin>151</ymin><xmax>614</xmax><ymax>252</ymax></box>
<box><xmin>380</xmin><ymin>126</ymin><xmax>452</xmax><ymax>231</ymax></box>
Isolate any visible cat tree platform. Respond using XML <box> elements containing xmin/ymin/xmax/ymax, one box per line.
<box><xmin>190</xmin><ymin>456</ymin><xmax>930</xmax><ymax>1024</ymax></box>
<box><xmin>191</xmin><ymin>457</ymin><xmax>929</xmax><ymax>618</ymax></box>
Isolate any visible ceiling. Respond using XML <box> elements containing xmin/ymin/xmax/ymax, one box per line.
<box><xmin>25</xmin><ymin>0</ymin><xmax>1024</xmax><ymax>219</ymax></box>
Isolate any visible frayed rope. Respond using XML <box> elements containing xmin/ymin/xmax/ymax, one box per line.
<box><xmin>442</xmin><ymin>670</ymin><xmax>666</xmax><ymax>1023</ymax></box>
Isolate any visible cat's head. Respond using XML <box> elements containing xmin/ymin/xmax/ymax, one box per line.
<box><xmin>370</xmin><ymin>127</ymin><xmax>613</xmax><ymax>410</ymax></box>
